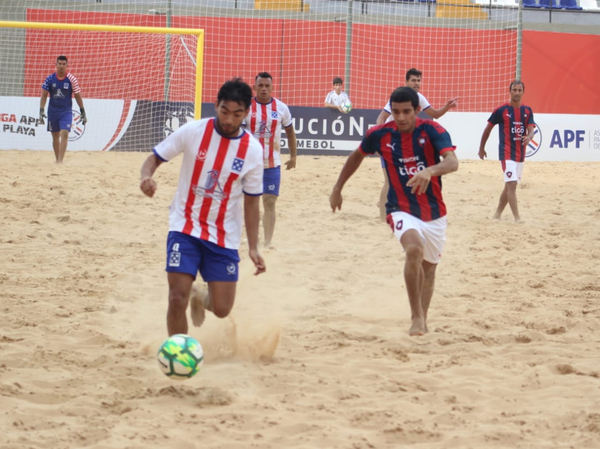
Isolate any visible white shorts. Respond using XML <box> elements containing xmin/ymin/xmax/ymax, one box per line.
<box><xmin>501</xmin><ymin>160</ymin><xmax>523</xmax><ymax>183</ymax></box>
<box><xmin>388</xmin><ymin>211</ymin><xmax>447</xmax><ymax>264</ymax></box>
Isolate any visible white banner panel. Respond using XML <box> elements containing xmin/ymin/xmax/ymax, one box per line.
<box><xmin>0</xmin><ymin>97</ymin><xmax>131</xmax><ymax>151</ymax></box>
<box><xmin>437</xmin><ymin>112</ymin><xmax>600</xmax><ymax>162</ymax></box>
<box><xmin>2</xmin><ymin>98</ymin><xmax>599</xmax><ymax>162</ymax></box>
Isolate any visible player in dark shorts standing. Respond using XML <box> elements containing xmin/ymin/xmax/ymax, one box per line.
<box><xmin>39</xmin><ymin>56</ymin><xmax>87</xmax><ymax>163</ymax></box>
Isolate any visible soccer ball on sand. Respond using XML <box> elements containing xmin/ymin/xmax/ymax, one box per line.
<box><xmin>340</xmin><ymin>102</ymin><xmax>352</xmax><ymax>114</ymax></box>
<box><xmin>157</xmin><ymin>334</ymin><xmax>204</xmax><ymax>380</ymax></box>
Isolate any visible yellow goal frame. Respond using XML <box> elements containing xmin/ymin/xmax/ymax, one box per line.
<box><xmin>0</xmin><ymin>20</ymin><xmax>205</xmax><ymax>119</ymax></box>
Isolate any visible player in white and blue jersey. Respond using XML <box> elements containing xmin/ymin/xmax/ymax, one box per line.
<box><xmin>39</xmin><ymin>56</ymin><xmax>87</xmax><ymax>163</ymax></box>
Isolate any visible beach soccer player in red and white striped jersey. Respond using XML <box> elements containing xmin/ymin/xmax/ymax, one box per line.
<box><xmin>140</xmin><ymin>78</ymin><xmax>266</xmax><ymax>336</ymax></box>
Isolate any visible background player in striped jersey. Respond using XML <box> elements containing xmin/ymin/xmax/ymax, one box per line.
<box><xmin>140</xmin><ymin>78</ymin><xmax>266</xmax><ymax>336</ymax></box>
<box><xmin>324</xmin><ymin>77</ymin><xmax>351</xmax><ymax>112</ymax></box>
<box><xmin>39</xmin><ymin>56</ymin><xmax>87</xmax><ymax>164</ymax></box>
<box><xmin>330</xmin><ymin>87</ymin><xmax>459</xmax><ymax>337</ymax></box>
<box><xmin>244</xmin><ymin>72</ymin><xmax>298</xmax><ymax>249</ymax></box>
<box><xmin>478</xmin><ymin>80</ymin><xmax>536</xmax><ymax>223</ymax></box>
<box><xmin>375</xmin><ymin>68</ymin><xmax>458</xmax><ymax>220</ymax></box>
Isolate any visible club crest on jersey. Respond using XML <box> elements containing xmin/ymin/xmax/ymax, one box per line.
<box><xmin>64</xmin><ymin>83</ymin><xmax>70</xmax><ymax>90</ymax></box>
<box><xmin>197</xmin><ymin>147</ymin><xmax>208</xmax><ymax>161</ymax></box>
<box><xmin>271</xmin><ymin>111</ymin><xmax>278</xmax><ymax>119</ymax></box>
<box><xmin>507</xmin><ymin>171</ymin><xmax>513</xmax><ymax>178</ymax></box>
<box><xmin>232</xmin><ymin>158</ymin><xmax>244</xmax><ymax>173</ymax></box>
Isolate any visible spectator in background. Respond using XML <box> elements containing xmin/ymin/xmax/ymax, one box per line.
<box><xmin>324</xmin><ymin>77</ymin><xmax>351</xmax><ymax>112</ymax></box>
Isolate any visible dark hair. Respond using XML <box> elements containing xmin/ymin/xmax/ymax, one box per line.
<box><xmin>332</xmin><ymin>77</ymin><xmax>343</xmax><ymax>85</ymax></box>
<box><xmin>217</xmin><ymin>78</ymin><xmax>252</xmax><ymax>109</ymax></box>
<box><xmin>405</xmin><ymin>68</ymin><xmax>422</xmax><ymax>81</ymax></box>
<box><xmin>57</xmin><ymin>55</ymin><xmax>68</xmax><ymax>63</ymax></box>
<box><xmin>509</xmin><ymin>80</ymin><xmax>525</xmax><ymax>91</ymax></box>
<box><xmin>390</xmin><ymin>87</ymin><xmax>419</xmax><ymax>109</ymax></box>
<box><xmin>255</xmin><ymin>72</ymin><xmax>273</xmax><ymax>82</ymax></box>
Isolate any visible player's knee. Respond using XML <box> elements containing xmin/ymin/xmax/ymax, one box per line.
<box><xmin>263</xmin><ymin>196</ymin><xmax>277</xmax><ymax>211</ymax></box>
<box><xmin>404</xmin><ymin>244</ymin><xmax>424</xmax><ymax>262</ymax></box>
<box><xmin>168</xmin><ymin>290</ymin><xmax>189</xmax><ymax>313</ymax></box>
<box><xmin>212</xmin><ymin>300</ymin><xmax>233</xmax><ymax>318</ymax></box>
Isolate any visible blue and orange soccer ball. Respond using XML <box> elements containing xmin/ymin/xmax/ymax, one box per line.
<box><xmin>157</xmin><ymin>334</ymin><xmax>204</xmax><ymax>380</ymax></box>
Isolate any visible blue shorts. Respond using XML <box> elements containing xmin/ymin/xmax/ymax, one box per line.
<box><xmin>48</xmin><ymin>112</ymin><xmax>73</xmax><ymax>133</ymax></box>
<box><xmin>263</xmin><ymin>166</ymin><xmax>281</xmax><ymax>196</ymax></box>
<box><xmin>166</xmin><ymin>231</ymin><xmax>240</xmax><ymax>282</ymax></box>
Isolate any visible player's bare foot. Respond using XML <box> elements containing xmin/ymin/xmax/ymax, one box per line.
<box><xmin>408</xmin><ymin>317</ymin><xmax>427</xmax><ymax>336</ymax></box>
<box><xmin>190</xmin><ymin>285</ymin><xmax>208</xmax><ymax>327</ymax></box>
<box><xmin>492</xmin><ymin>214</ymin><xmax>502</xmax><ymax>220</ymax></box>
<box><xmin>515</xmin><ymin>218</ymin><xmax>525</xmax><ymax>224</ymax></box>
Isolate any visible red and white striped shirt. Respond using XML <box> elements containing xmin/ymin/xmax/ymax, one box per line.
<box><xmin>153</xmin><ymin>118</ymin><xmax>264</xmax><ymax>249</ymax></box>
<box><xmin>245</xmin><ymin>97</ymin><xmax>293</xmax><ymax>168</ymax></box>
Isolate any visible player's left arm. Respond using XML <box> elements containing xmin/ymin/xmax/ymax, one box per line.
<box><xmin>407</xmin><ymin>150</ymin><xmax>459</xmax><ymax>195</ymax></box>
<box><xmin>284</xmin><ymin>124</ymin><xmax>297</xmax><ymax>170</ymax></box>
<box><xmin>244</xmin><ymin>194</ymin><xmax>266</xmax><ymax>275</ymax></box>
<box><xmin>522</xmin><ymin>124</ymin><xmax>536</xmax><ymax>147</ymax></box>
<box><xmin>74</xmin><ymin>93</ymin><xmax>87</xmax><ymax>125</ymax></box>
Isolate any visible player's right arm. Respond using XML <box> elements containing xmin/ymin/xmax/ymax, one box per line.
<box><xmin>478</xmin><ymin>122</ymin><xmax>495</xmax><ymax>160</ymax></box>
<box><xmin>376</xmin><ymin>101</ymin><xmax>392</xmax><ymax>125</ymax></box>
<box><xmin>425</xmin><ymin>98</ymin><xmax>459</xmax><ymax>119</ymax></box>
<box><xmin>324</xmin><ymin>92</ymin><xmax>342</xmax><ymax>111</ymax></box>
<box><xmin>140</xmin><ymin>154</ymin><xmax>163</xmax><ymax>197</ymax></box>
<box><xmin>330</xmin><ymin>148</ymin><xmax>366</xmax><ymax>212</ymax></box>
<box><xmin>39</xmin><ymin>90</ymin><xmax>48</xmax><ymax>124</ymax></box>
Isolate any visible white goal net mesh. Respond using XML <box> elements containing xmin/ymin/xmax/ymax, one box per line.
<box><xmin>1</xmin><ymin>0</ymin><xmax>518</xmax><ymax>151</ymax></box>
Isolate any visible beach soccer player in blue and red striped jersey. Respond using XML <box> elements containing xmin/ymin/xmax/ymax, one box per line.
<box><xmin>478</xmin><ymin>80</ymin><xmax>536</xmax><ymax>223</ymax></box>
<box><xmin>39</xmin><ymin>56</ymin><xmax>87</xmax><ymax>164</ymax></box>
<box><xmin>330</xmin><ymin>87</ymin><xmax>459</xmax><ymax>337</ymax></box>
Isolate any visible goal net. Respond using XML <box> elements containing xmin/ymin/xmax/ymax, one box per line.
<box><xmin>0</xmin><ymin>19</ymin><xmax>203</xmax><ymax>152</ymax></box>
<box><xmin>0</xmin><ymin>0</ymin><xmax>518</xmax><ymax>151</ymax></box>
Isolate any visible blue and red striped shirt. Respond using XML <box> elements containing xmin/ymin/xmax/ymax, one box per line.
<box><xmin>41</xmin><ymin>72</ymin><xmax>81</xmax><ymax>117</ymax></box>
<box><xmin>360</xmin><ymin>118</ymin><xmax>455</xmax><ymax>221</ymax></box>
<box><xmin>488</xmin><ymin>103</ymin><xmax>536</xmax><ymax>162</ymax></box>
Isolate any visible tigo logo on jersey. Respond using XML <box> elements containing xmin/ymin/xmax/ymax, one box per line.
<box><xmin>232</xmin><ymin>158</ymin><xmax>244</xmax><ymax>172</ymax></box>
